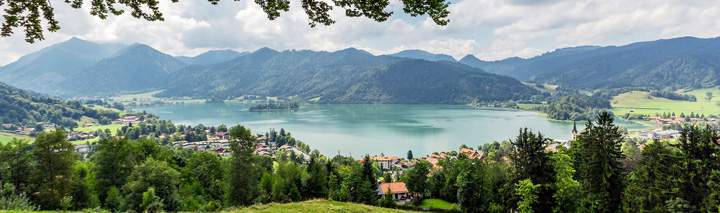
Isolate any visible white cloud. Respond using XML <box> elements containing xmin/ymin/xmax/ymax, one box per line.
<box><xmin>0</xmin><ymin>0</ymin><xmax>719</xmax><ymax>65</ymax></box>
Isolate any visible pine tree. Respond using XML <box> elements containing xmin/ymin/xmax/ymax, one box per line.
<box><xmin>509</xmin><ymin>128</ymin><xmax>555</xmax><ymax>212</ymax></box>
<box><xmin>573</xmin><ymin>112</ymin><xmax>625</xmax><ymax>212</ymax></box>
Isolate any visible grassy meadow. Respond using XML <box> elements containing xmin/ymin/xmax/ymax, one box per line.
<box><xmin>418</xmin><ymin>199</ymin><xmax>459</xmax><ymax>211</ymax></box>
<box><xmin>227</xmin><ymin>200</ymin><xmax>416</xmax><ymax>213</ymax></box>
<box><xmin>611</xmin><ymin>88</ymin><xmax>720</xmax><ymax>116</ymax></box>
<box><xmin>0</xmin><ymin>132</ymin><xmax>33</xmax><ymax>144</ymax></box>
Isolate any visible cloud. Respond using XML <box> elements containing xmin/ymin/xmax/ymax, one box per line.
<box><xmin>0</xmin><ymin>0</ymin><xmax>719</xmax><ymax>65</ymax></box>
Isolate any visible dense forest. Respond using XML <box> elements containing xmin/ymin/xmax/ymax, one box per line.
<box><xmin>1</xmin><ymin>112</ymin><xmax>719</xmax><ymax>212</ymax></box>
<box><xmin>0</xmin><ymin>83</ymin><xmax>119</xmax><ymax>129</ymax></box>
<box><xmin>460</xmin><ymin>37</ymin><xmax>720</xmax><ymax>90</ymax></box>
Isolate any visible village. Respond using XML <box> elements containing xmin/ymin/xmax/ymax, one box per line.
<box><xmin>2</xmin><ymin>112</ymin><xmax>716</xmax><ymax>205</ymax></box>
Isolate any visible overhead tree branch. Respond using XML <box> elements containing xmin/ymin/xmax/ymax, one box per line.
<box><xmin>0</xmin><ymin>0</ymin><xmax>450</xmax><ymax>43</ymax></box>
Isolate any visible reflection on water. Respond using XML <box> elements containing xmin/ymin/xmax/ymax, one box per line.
<box><xmin>132</xmin><ymin>103</ymin><xmax>643</xmax><ymax>158</ymax></box>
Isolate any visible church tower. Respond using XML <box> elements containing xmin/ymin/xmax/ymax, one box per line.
<box><xmin>571</xmin><ymin>120</ymin><xmax>578</xmax><ymax>141</ymax></box>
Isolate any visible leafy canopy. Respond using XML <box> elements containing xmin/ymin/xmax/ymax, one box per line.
<box><xmin>0</xmin><ymin>0</ymin><xmax>450</xmax><ymax>43</ymax></box>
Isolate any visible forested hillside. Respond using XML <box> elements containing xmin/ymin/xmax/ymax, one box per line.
<box><xmin>460</xmin><ymin>37</ymin><xmax>720</xmax><ymax>89</ymax></box>
<box><xmin>0</xmin><ymin>83</ymin><xmax>118</xmax><ymax>128</ymax></box>
<box><xmin>58</xmin><ymin>44</ymin><xmax>187</xmax><ymax>96</ymax></box>
<box><xmin>159</xmin><ymin>48</ymin><xmax>537</xmax><ymax>103</ymax></box>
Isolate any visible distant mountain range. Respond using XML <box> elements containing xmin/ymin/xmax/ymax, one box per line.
<box><xmin>160</xmin><ymin>48</ymin><xmax>536</xmax><ymax>103</ymax></box>
<box><xmin>458</xmin><ymin>37</ymin><xmax>720</xmax><ymax>89</ymax></box>
<box><xmin>2</xmin><ymin>36</ymin><xmax>719</xmax><ymax>102</ymax></box>
<box><xmin>387</xmin><ymin>50</ymin><xmax>456</xmax><ymax>62</ymax></box>
<box><xmin>0</xmin><ymin>38</ymin><xmax>536</xmax><ymax>103</ymax></box>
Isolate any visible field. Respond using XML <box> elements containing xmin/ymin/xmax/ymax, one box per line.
<box><xmin>418</xmin><ymin>199</ymin><xmax>459</xmax><ymax>211</ymax></box>
<box><xmin>612</xmin><ymin>88</ymin><xmax>720</xmax><ymax>116</ymax></box>
<box><xmin>0</xmin><ymin>131</ymin><xmax>33</xmax><ymax>144</ymax></box>
<box><xmin>227</xmin><ymin>200</ymin><xmax>416</xmax><ymax>213</ymax></box>
<box><xmin>110</xmin><ymin>90</ymin><xmax>206</xmax><ymax>105</ymax></box>
<box><xmin>75</xmin><ymin>123</ymin><xmax>125</xmax><ymax>133</ymax></box>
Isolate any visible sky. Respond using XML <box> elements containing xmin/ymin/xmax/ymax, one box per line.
<box><xmin>0</xmin><ymin>0</ymin><xmax>719</xmax><ymax>65</ymax></box>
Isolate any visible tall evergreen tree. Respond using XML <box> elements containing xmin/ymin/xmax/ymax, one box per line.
<box><xmin>573</xmin><ymin>112</ymin><xmax>625</xmax><ymax>212</ymax></box>
<box><xmin>623</xmin><ymin>141</ymin><xmax>681</xmax><ymax>212</ymax></box>
<box><xmin>676</xmin><ymin>125</ymin><xmax>719</xmax><ymax>212</ymax></box>
<box><xmin>509</xmin><ymin>128</ymin><xmax>555</xmax><ymax>212</ymax></box>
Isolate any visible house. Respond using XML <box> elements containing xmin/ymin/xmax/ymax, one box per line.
<box><xmin>460</xmin><ymin>147</ymin><xmax>481</xmax><ymax>159</ymax></box>
<box><xmin>372</xmin><ymin>155</ymin><xmax>400</xmax><ymax>170</ymax></box>
<box><xmin>117</xmin><ymin>115</ymin><xmax>140</xmax><ymax>124</ymax></box>
<box><xmin>378</xmin><ymin>182</ymin><xmax>412</xmax><ymax>202</ymax></box>
<box><xmin>1</xmin><ymin>123</ymin><xmax>13</xmax><ymax>129</ymax></box>
<box><xmin>216</xmin><ymin>131</ymin><xmax>228</xmax><ymax>140</ymax></box>
<box><xmin>653</xmin><ymin>129</ymin><xmax>680</xmax><ymax>140</ymax></box>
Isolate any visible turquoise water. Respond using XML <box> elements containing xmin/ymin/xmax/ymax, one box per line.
<box><xmin>132</xmin><ymin>104</ymin><xmax>641</xmax><ymax>157</ymax></box>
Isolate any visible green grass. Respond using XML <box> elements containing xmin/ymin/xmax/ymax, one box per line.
<box><xmin>612</xmin><ymin>88</ymin><xmax>720</xmax><ymax>116</ymax></box>
<box><xmin>109</xmin><ymin>90</ymin><xmax>206</xmax><ymax>105</ymax></box>
<box><xmin>0</xmin><ymin>132</ymin><xmax>33</xmax><ymax>144</ymax></box>
<box><xmin>226</xmin><ymin>200</ymin><xmax>416</xmax><ymax>213</ymax></box>
<box><xmin>418</xmin><ymin>199</ymin><xmax>459</xmax><ymax>211</ymax></box>
<box><xmin>75</xmin><ymin>123</ymin><xmax>124</xmax><ymax>133</ymax></box>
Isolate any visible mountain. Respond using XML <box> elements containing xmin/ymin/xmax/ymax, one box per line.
<box><xmin>0</xmin><ymin>82</ymin><xmax>118</xmax><ymax>128</ymax></box>
<box><xmin>176</xmin><ymin>49</ymin><xmax>246</xmax><ymax>65</ymax></box>
<box><xmin>388</xmin><ymin>50</ymin><xmax>456</xmax><ymax>62</ymax></box>
<box><xmin>0</xmin><ymin>37</ymin><xmax>124</xmax><ymax>94</ymax></box>
<box><xmin>159</xmin><ymin>48</ymin><xmax>538</xmax><ymax>103</ymax></box>
<box><xmin>460</xmin><ymin>37</ymin><xmax>720</xmax><ymax>89</ymax></box>
<box><xmin>58</xmin><ymin>43</ymin><xmax>187</xmax><ymax>96</ymax></box>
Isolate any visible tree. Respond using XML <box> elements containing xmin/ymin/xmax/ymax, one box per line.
<box><xmin>457</xmin><ymin>161</ymin><xmax>486</xmax><ymax>213</ymax></box>
<box><xmin>407</xmin><ymin>150</ymin><xmax>413</xmax><ymax>160</ymax></box>
<box><xmin>509</xmin><ymin>128</ymin><xmax>554</xmax><ymax>212</ymax></box>
<box><xmin>122</xmin><ymin>158</ymin><xmax>180</xmax><ymax>212</ymax></box>
<box><xmin>30</xmin><ymin>130</ymin><xmax>77</xmax><ymax>210</ymax></box>
<box><xmin>305</xmin><ymin>153</ymin><xmax>329</xmax><ymax>198</ymax></box>
<box><xmin>515</xmin><ymin>179</ymin><xmax>540</xmax><ymax>213</ymax></box>
<box><xmin>572</xmin><ymin>112</ymin><xmax>625</xmax><ymax>212</ymax></box>
<box><xmin>104</xmin><ymin>187</ymin><xmax>124</xmax><ymax>211</ymax></box>
<box><xmin>676</xmin><ymin>125</ymin><xmax>719</xmax><ymax>212</ymax></box>
<box><xmin>404</xmin><ymin>160</ymin><xmax>430</xmax><ymax>198</ymax></box>
<box><xmin>92</xmin><ymin>137</ymin><xmax>135</xmax><ymax>205</ymax></box>
<box><xmin>550</xmin><ymin>152</ymin><xmax>580</xmax><ymax>212</ymax></box>
<box><xmin>1</xmin><ymin>0</ymin><xmax>450</xmax><ymax>43</ymax></box>
<box><xmin>184</xmin><ymin>151</ymin><xmax>225</xmax><ymax>202</ymax></box>
<box><xmin>0</xmin><ymin>183</ymin><xmax>37</xmax><ymax>211</ymax></box>
<box><xmin>226</xmin><ymin>125</ymin><xmax>259</xmax><ymax>206</ymax></box>
<box><xmin>623</xmin><ymin>142</ymin><xmax>681</xmax><ymax>212</ymax></box>
<box><xmin>0</xmin><ymin>139</ymin><xmax>33</xmax><ymax>194</ymax></box>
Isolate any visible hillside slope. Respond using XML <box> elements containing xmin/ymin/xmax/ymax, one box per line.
<box><xmin>0</xmin><ymin>83</ymin><xmax>118</xmax><ymax>128</ymax></box>
<box><xmin>0</xmin><ymin>37</ymin><xmax>124</xmax><ymax>94</ymax></box>
<box><xmin>460</xmin><ymin>37</ymin><xmax>720</xmax><ymax>89</ymax></box>
<box><xmin>159</xmin><ymin>48</ymin><xmax>537</xmax><ymax>103</ymax></box>
<box><xmin>58</xmin><ymin>43</ymin><xmax>187</xmax><ymax>96</ymax></box>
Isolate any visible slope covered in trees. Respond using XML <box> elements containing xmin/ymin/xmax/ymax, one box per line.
<box><xmin>0</xmin><ymin>83</ymin><xmax>118</xmax><ymax>128</ymax></box>
<box><xmin>460</xmin><ymin>37</ymin><xmax>720</xmax><ymax>89</ymax></box>
<box><xmin>159</xmin><ymin>48</ymin><xmax>537</xmax><ymax>104</ymax></box>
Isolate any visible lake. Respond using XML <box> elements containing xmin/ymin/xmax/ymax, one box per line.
<box><xmin>132</xmin><ymin>104</ymin><xmax>645</xmax><ymax>157</ymax></box>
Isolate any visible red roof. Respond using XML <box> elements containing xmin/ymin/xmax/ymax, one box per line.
<box><xmin>378</xmin><ymin>182</ymin><xmax>409</xmax><ymax>194</ymax></box>
<box><xmin>372</xmin><ymin>155</ymin><xmax>400</xmax><ymax>161</ymax></box>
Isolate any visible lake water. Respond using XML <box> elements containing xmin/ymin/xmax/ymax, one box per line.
<box><xmin>132</xmin><ymin>104</ymin><xmax>645</xmax><ymax>157</ymax></box>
